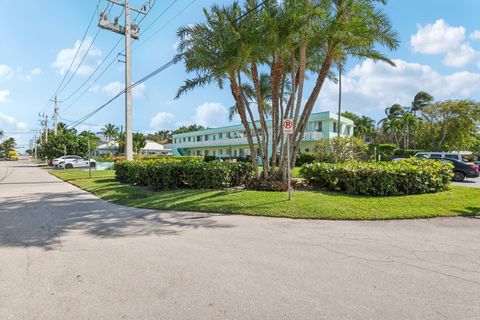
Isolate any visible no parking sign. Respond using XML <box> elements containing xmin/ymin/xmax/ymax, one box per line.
<box><xmin>283</xmin><ymin>119</ymin><xmax>294</xmax><ymax>134</ymax></box>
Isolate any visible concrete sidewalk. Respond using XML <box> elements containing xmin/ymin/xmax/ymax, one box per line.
<box><xmin>1</xmin><ymin>159</ymin><xmax>479</xmax><ymax>320</ymax></box>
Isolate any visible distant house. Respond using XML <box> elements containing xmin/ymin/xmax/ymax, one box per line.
<box><xmin>95</xmin><ymin>139</ymin><xmax>172</xmax><ymax>156</ymax></box>
<box><xmin>140</xmin><ymin>140</ymin><xmax>172</xmax><ymax>156</ymax></box>
<box><xmin>95</xmin><ymin>141</ymin><xmax>119</xmax><ymax>156</ymax></box>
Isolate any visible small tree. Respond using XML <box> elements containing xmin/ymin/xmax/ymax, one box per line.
<box><xmin>314</xmin><ymin>137</ymin><xmax>368</xmax><ymax>163</ymax></box>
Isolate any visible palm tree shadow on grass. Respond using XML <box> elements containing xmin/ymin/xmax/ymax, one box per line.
<box><xmin>453</xmin><ymin>207</ymin><xmax>480</xmax><ymax>218</ymax></box>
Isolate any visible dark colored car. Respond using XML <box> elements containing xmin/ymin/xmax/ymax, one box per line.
<box><xmin>442</xmin><ymin>159</ymin><xmax>479</xmax><ymax>182</ymax></box>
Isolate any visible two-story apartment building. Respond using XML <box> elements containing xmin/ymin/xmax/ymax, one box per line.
<box><xmin>167</xmin><ymin>111</ymin><xmax>354</xmax><ymax>158</ymax></box>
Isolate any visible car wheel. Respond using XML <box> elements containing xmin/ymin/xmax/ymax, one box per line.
<box><xmin>452</xmin><ymin>171</ymin><xmax>466</xmax><ymax>182</ymax></box>
<box><xmin>65</xmin><ymin>163</ymin><xmax>74</xmax><ymax>169</ymax></box>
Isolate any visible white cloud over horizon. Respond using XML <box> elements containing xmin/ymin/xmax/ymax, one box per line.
<box><xmin>410</xmin><ymin>19</ymin><xmax>480</xmax><ymax>68</ymax></box>
<box><xmin>317</xmin><ymin>59</ymin><xmax>480</xmax><ymax>117</ymax></box>
<box><xmin>150</xmin><ymin>112</ymin><xmax>176</xmax><ymax>130</ymax></box>
<box><xmin>52</xmin><ymin>37</ymin><xmax>102</xmax><ymax>76</ymax></box>
<box><xmin>102</xmin><ymin>81</ymin><xmax>145</xmax><ymax>98</ymax></box>
<box><xmin>0</xmin><ymin>90</ymin><xmax>10</xmax><ymax>103</ymax></box>
<box><xmin>194</xmin><ymin>102</ymin><xmax>229</xmax><ymax>127</ymax></box>
<box><xmin>0</xmin><ymin>64</ymin><xmax>14</xmax><ymax>79</ymax></box>
<box><xmin>0</xmin><ymin>111</ymin><xmax>27</xmax><ymax>131</ymax></box>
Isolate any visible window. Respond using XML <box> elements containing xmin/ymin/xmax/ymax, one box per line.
<box><xmin>197</xmin><ymin>136</ymin><xmax>201</xmax><ymax>142</ymax></box>
<box><xmin>205</xmin><ymin>150</ymin><xmax>209</xmax><ymax>156</ymax></box>
<box><xmin>240</xmin><ymin>149</ymin><xmax>245</xmax><ymax>157</ymax></box>
<box><xmin>234</xmin><ymin>149</ymin><xmax>238</xmax><ymax>157</ymax></box>
<box><xmin>196</xmin><ymin>150</ymin><xmax>201</xmax><ymax>156</ymax></box>
<box><xmin>213</xmin><ymin>150</ymin><xmax>216</xmax><ymax>157</ymax></box>
<box><xmin>445</xmin><ymin>154</ymin><xmax>459</xmax><ymax>160</ymax></box>
<box><xmin>430</xmin><ymin>154</ymin><xmax>442</xmax><ymax>159</ymax></box>
<box><xmin>204</xmin><ymin>135</ymin><xmax>209</xmax><ymax>141</ymax></box>
<box><xmin>188</xmin><ymin>137</ymin><xmax>191</xmax><ymax>142</ymax></box>
<box><xmin>219</xmin><ymin>149</ymin><xmax>223</xmax><ymax>155</ymax></box>
<box><xmin>219</xmin><ymin>133</ymin><xmax>223</xmax><ymax>139</ymax></box>
<box><xmin>316</xmin><ymin>121</ymin><xmax>322</xmax><ymax>132</ymax></box>
<box><xmin>333</xmin><ymin>122</ymin><xmax>338</xmax><ymax>133</ymax></box>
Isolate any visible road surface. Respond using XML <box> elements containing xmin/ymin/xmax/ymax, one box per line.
<box><xmin>1</xmin><ymin>159</ymin><xmax>479</xmax><ymax>320</ymax></box>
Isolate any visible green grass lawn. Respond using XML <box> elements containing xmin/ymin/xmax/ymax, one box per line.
<box><xmin>50</xmin><ymin>169</ymin><xmax>480</xmax><ymax>220</ymax></box>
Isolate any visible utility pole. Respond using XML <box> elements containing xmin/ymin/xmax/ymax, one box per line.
<box><xmin>337</xmin><ymin>62</ymin><xmax>342</xmax><ymax>138</ymax></box>
<box><xmin>51</xmin><ymin>95</ymin><xmax>60</xmax><ymax>135</ymax></box>
<box><xmin>98</xmin><ymin>0</ymin><xmax>151</xmax><ymax>160</ymax></box>
<box><xmin>44</xmin><ymin>115</ymin><xmax>49</xmax><ymax>142</ymax></box>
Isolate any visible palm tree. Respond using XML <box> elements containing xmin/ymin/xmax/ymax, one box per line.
<box><xmin>411</xmin><ymin>91</ymin><xmax>433</xmax><ymax>116</ymax></box>
<box><xmin>378</xmin><ymin>104</ymin><xmax>405</xmax><ymax>127</ymax></box>
<box><xmin>176</xmin><ymin>0</ymin><xmax>399</xmax><ymax>181</ymax></box>
<box><xmin>101</xmin><ymin>123</ymin><xmax>119</xmax><ymax>142</ymax></box>
<box><xmin>354</xmin><ymin>116</ymin><xmax>376</xmax><ymax>142</ymax></box>
<box><xmin>382</xmin><ymin>118</ymin><xmax>402</xmax><ymax>147</ymax></box>
<box><xmin>399</xmin><ymin>112</ymin><xmax>420</xmax><ymax>149</ymax></box>
<box><xmin>133</xmin><ymin>133</ymin><xmax>147</xmax><ymax>154</ymax></box>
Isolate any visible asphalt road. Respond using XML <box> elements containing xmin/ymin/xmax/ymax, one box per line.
<box><xmin>453</xmin><ymin>176</ymin><xmax>480</xmax><ymax>188</ymax></box>
<box><xmin>1</xmin><ymin>160</ymin><xmax>479</xmax><ymax>320</ymax></box>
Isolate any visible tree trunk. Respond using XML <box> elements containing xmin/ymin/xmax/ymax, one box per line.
<box><xmin>228</xmin><ymin>71</ymin><xmax>258</xmax><ymax>173</ymax></box>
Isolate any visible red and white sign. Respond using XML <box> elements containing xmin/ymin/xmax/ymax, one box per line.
<box><xmin>283</xmin><ymin>119</ymin><xmax>294</xmax><ymax>134</ymax></box>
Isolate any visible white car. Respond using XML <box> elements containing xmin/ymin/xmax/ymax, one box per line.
<box><xmin>414</xmin><ymin>152</ymin><xmax>468</xmax><ymax>162</ymax></box>
<box><xmin>53</xmin><ymin>155</ymin><xmax>82</xmax><ymax>167</ymax></box>
<box><xmin>57</xmin><ymin>157</ymin><xmax>96</xmax><ymax>169</ymax></box>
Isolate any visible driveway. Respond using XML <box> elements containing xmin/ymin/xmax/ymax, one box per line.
<box><xmin>1</xmin><ymin>160</ymin><xmax>479</xmax><ymax>320</ymax></box>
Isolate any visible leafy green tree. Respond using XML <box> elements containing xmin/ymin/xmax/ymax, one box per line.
<box><xmin>378</xmin><ymin>104</ymin><xmax>405</xmax><ymax>127</ymax></box>
<box><xmin>314</xmin><ymin>137</ymin><xmax>368</xmax><ymax>163</ymax></box>
<box><xmin>117</xmin><ymin>132</ymin><xmax>147</xmax><ymax>154</ymax></box>
<box><xmin>133</xmin><ymin>133</ymin><xmax>147</xmax><ymax>154</ymax></box>
<box><xmin>2</xmin><ymin>137</ymin><xmax>16</xmax><ymax>152</ymax></box>
<box><xmin>176</xmin><ymin>0</ymin><xmax>398</xmax><ymax>181</ymax></box>
<box><xmin>39</xmin><ymin>131</ymin><xmax>89</xmax><ymax>160</ymax></box>
<box><xmin>147</xmin><ymin>130</ymin><xmax>172</xmax><ymax>143</ymax></box>
<box><xmin>172</xmin><ymin>124</ymin><xmax>206</xmax><ymax>135</ymax></box>
<box><xmin>342</xmin><ymin>112</ymin><xmax>375</xmax><ymax>142</ymax></box>
<box><xmin>101</xmin><ymin>123</ymin><xmax>119</xmax><ymax>142</ymax></box>
<box><xmin>79</xmin><ymin>130</ymin><xmax>101</xmax><ymax>152</ymax></box>
<box><xmin>417</xmin><ymin>100</ymin><xmax>480</xmax><ymax>151</ymax></box>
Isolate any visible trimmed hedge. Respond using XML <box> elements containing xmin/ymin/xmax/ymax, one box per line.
<box><xmin>300</xmin><ymin>158</ymin><xmax>453</xmax><ymax>196</ymax></box>
<box><xmin>94</xmin><ymin>155</ymin><xmax>204</xmax><ymax>163</ymax></box>
<box><xmin>115</xmin><ymin>160</ymin><xmax>254</xmax><ymax>190</ymax></box>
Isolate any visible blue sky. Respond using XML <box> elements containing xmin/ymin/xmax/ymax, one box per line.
<box><xmin>1</xmin><ymin>0</ymin><xmax>480</xmax><ymax>150</ymax></box>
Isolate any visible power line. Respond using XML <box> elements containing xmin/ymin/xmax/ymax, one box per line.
<box><xmin>61</xmin><ymin>0</ymin><xmax>161</xmax><ymax>109</ymax></box>
<box><xmin>52</xmin><ymin>0</ymin><xmax>102</xmax><ymax>98</ymax></box>
<box><xmin>68</xmin><ymin>0</ymin><xmax>267</xmax><ymax>129</ymax></box>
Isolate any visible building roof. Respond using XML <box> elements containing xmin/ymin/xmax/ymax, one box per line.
<box><xmin>172</xmin><ymin>111</ymin><xmax>354</xmax><ymax>138</ymax></box>
<box><xmin>97</xmin><ymin>141</ymin><xmax>119</xmax><ymax>150</ymax></box>
<box><xmin>142</xmin><ymin>140</ymin><xmax>169</xmax><ymax>151</ymax></box>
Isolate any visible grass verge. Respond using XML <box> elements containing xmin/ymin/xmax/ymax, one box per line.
<box><xmin>50</xmin><ymin>169</ymin><xmax>480</xmax><ymax>220</ymax></box>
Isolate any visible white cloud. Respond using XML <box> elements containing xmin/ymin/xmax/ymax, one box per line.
<box><xmin>442</xmin><ymin>43</ymin><xmax>479</xmax><ymax>67</ymax></box>
<box><xmin>0</xmin><ymin>64</ymin><xmax>13</xmax><ymax>79</ymax></box>
<box><xmin>410</xmin><ymin>19</ymin><xmax>465</xmax><ymax>54</ymax></box>
<box><xmin>469</xmin><ymin>30</ymin><xmax>480</xmax><ymax>40</ymax></box>
<box><xmin>194</xmin><ymin>102</ymin><xmax>229</xmax><ymax>127</ymax></box>
<box><xmin>88</xmin><ymin>84</ymin><xmax>101</xmax><ymax>93</ymax></box>
<box><xmin>150</xmin><ymin>112</ymin><xmax>176</xmax><ymax>130</ymax></box>
<box><xmin>0</xmin><ymin>112</ymin><xmax>27</xmax><ymax>130</ymax></box>
<box><xmin>102</xmin><ymin>81</ymin><xmax>124</xmax><ymax>96</ymax></box>
<box><xmin>26</xmin><ymin>68</ymin><xmax>42</xmax><ymax>81</ymax></box>
<box><xmin>52</xmin><ymin>37</ymin><xmax>102</xmax><ymax>76</ymax></box>
<box><xmin>102</xmin><ymin>81</ymin><xmax>145</xmax><ymax>98</ymax></box>
<box><xmin>317</xmin><ymin>59</ymin><xmax>480</xmax><ymax>117</ymax></box>
<box><xmin>0</xmin><ymin>90</ymin><xmax>10</xmax><ymax>103</ymax></box>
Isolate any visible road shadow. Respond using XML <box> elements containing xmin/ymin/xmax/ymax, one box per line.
<box><xmin>0</xmin><ymin>191</ymin><xmax>233</xmax><ymax>250</ymax></box>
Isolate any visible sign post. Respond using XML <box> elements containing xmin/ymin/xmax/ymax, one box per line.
<box><xmin>283</xmin><ymin>119</ymin><xmax>294</xmax><ymax>200</ymax></box>
<box><xmin>88</xmin><ymin>140</ymin><xmax>92</xmax><ymax>179</ymax></box>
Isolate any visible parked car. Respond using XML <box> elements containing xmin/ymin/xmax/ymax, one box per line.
<box><xmin>57</xmin><ymin>157</ymin><xmax>96</xmax><ymax>169</ymax></box>
<box><xmin>53</xmin><ymin>155</ymin><xmax>83</xmax><ymax>167</ymax></box>
<box><xmin>440</xmin><ymin>159</ymin><xmax>479</xmax><ymax>182</ymax></box>
<box><xmin>415</xmin><ymin>152</ymin><xmax>468</xmax><ymax>162</ymax></box>
<box><xmin>5</xmin><ymin>151</ymin><xmax>19</xmax><ymax>160</ymax></box>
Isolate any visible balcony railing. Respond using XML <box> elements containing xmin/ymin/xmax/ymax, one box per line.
<box><xmin>171</xmin><ymin>131</ymin><xmax>324</xmax><ymax>148</ymax></box>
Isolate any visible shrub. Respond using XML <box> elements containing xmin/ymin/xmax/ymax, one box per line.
<box><xmin>107</xmin><ymin>155</ymin><xmax>204</xmax><ymax>163</ymax></box>
<box><xmin>315</xmin><ymin>137</ymin><xmax>368</xmax><ymax>163</ymax></box>
<box><xmin>296</xmin><ymin>152</ymin><xmax>316</xmax><ymax>166</ymax></box>
<box><xmin>368</xmin><ymin>144</ymin><xmax>397</xmax><ymax>160</ymax></box>
<box><xmin>115</xmin><ymin>160</ymin><xmax>254</xmax><ymax>190</ymax></box>
<box><xmin>300</xmin><ymin>158</ymin><xmax>453</xmax><ymax>196</ymax></box>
